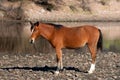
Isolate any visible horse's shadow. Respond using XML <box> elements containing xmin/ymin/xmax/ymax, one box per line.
<box><xmin>0</xmin><ymin>65</ymin><xmax>87</xmax><ymax>73</ymax></box>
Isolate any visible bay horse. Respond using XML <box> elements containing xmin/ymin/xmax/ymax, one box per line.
<box><xmin>29</xmin><ymin>21</ymin><xmax>103</xmax><ymax>74</ymax></box>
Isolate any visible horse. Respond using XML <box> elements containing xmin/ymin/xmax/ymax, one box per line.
<box><xmin>29</xmin><ymin>21</ymin><xmax>103</xmax><ymax>74</ymax></box>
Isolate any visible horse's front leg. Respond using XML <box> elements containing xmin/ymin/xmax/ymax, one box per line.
<box><xmin>55</xmin><ymin>48</ymin><xmax>63</xmax><ymax>74</ymax></box>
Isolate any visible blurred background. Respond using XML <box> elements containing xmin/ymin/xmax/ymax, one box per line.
<box><xmin>0</xmin><ymin>0</ymin><xmax>120</xmax><ymax>53</ymax></box>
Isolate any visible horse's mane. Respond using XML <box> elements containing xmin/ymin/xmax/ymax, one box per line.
<box><xmin>31</xmin><ymin>22</ymin><xmax>63</xmax><ymax>31</ymax></box>
<box><xmin>46</xmin><ymin>23</ymin><xmax>63</xmax><ymax>29</ymax></box>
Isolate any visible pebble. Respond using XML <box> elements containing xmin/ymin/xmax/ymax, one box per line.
<box><xmin>116</xmin><ymin>62</ymin><xmax>120</xmax><ymax>67</ymax></box>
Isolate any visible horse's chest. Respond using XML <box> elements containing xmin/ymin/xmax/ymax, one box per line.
<box><xmin>50</xmin><ymin>36</ymin><xmax>63</xmax><ymax>47</ymax></box>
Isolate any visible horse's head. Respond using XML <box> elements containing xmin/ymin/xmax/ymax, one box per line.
<box><xmin>29</xmin><ymin>21</ymin><xmax>40</xmax><ymax>44</ymax></box>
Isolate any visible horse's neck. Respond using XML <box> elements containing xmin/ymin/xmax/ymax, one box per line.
<box><xmin>40</xmin><ymin>24</ymin><xmax>54</xmax><ymax>40</ymax></box>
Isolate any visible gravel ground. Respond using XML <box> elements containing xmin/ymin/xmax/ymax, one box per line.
<box><xmin>0</xmin><ymin>51</ymin><xmax>120</xmax><ymax>80</ymax></box>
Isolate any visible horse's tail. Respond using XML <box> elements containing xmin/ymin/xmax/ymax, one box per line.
<box><xmin>97</xmin><ymin>29</ymin><xmax>103</xmax><ymax>51</ymax></box>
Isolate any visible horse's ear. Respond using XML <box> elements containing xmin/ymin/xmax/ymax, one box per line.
<box><xmin>30</xmin><ymin>21</ymin><xmax>33</xmax><ymax>26</ymax></box>
<box><xmin>36</xmin><ymin>21</ymin><xmax>39</xmax><ymax>26</ymax></box>
<box><xmin>30</xmin><ymin>21</ymin><xmax>34</xmax><ymax>31</ymax></box>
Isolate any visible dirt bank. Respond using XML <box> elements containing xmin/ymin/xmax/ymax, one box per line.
<box><xmin>0</xmin><ymin>51</ymin><xmax>120</xmax><ymax>80</ymax></box>
<box><xmin>0</xmin><ymin>0</ymin><xmax>120</xmax><ymax>21</ymax></box>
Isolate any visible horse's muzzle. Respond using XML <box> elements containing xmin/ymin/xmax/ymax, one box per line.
<box><xmin>29</xmin><ymin>39</ymin><xmax>34</xmax><ymax>44</ymax></box>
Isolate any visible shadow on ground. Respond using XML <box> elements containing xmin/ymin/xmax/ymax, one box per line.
<box><xmin>0</xmin><ymin>65</ymin><xmax>87</xmax><ymax>73</ymax></box>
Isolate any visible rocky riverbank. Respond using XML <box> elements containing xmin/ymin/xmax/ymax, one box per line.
<box><xmin>0</xmin><ymin>51</ymin><xmax>120</xmax><ymax>80</ymax></box>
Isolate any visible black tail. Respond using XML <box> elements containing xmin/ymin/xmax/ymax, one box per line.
<box><xmin>97</xmin><ymin>29</ymin><xmax>103</xmax><ymax>51</ymax></box>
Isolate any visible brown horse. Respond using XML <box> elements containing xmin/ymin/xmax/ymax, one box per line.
<box><xmin>29</xmin><ymin>21</ymin><xmax>102</xmax><ymax>74</ymax></box>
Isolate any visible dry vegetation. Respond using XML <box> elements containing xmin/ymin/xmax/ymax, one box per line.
<box><xmin>0</xmin><ymin>0</ymin><xmax>120</xmax><ymax>21</ymax></box>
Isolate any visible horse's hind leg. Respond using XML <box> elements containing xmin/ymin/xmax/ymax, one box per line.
<box><xmin>55</xmin><ymin>48</ymin><xmax>63</xmax><ymax>74</ymax></box>
<box><xmin>88</xmin><ymin>44</ymin><xmax>97</xmax><ymax>74</ymax></box>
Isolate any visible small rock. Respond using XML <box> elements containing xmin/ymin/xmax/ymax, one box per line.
<box><xmin>66</xmin><ymin>73</ymin><xmax>72</xmax><ymax>77</ymax></box>
<box><xmin>113</xmin><ymin>76</ymin><xmax>117</xmax><ymax>79</ymax></box>
<box><xmin>78</xmin><ymin>78</ymin><xmax>82</xmax><ymax>80</ymax></box>
<box><xmin>116</xmin><ymin>62</ymin><xmax>120</xmax><ymax>67</ymax></box>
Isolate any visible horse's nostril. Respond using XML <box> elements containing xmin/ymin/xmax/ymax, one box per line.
<box><xmin>30</xmin><ymin>39</ymin><xmax>34</xmax><ymax>44</ymax></box>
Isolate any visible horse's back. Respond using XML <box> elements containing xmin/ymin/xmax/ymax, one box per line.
<box><xmin>60</xmin><ymin>25</ymin><xmax>98</xmax><ymax>48</ymax></box>
<box><xmin>52</xmin><ymin>25</ymin><xmax>100</xmax><ymax>48</ymax></box>
<box><xmin>63</xmin><ymin>25</ymin><xmax>99</xmax><ymax>38</ymax></box>
<box><xmin>83</xmin><ymin>25</ymin><xmax>99</xmax><ymax>33</ymax></box>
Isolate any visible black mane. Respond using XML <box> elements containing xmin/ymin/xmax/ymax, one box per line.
<box><xmin>30</xmin><ymin>22</ymin><xmax>63</xmax><ymax>31</ymax></box>
<box><xmin>46</xmin><ymin>23</ymin><xmax>63</xmax><ymax>29</ymax></box>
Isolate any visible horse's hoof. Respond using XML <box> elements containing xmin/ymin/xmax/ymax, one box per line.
<box><xmin>60</xmin><ymin>68</ymin><xmax>65</xmax><ymax>72</ymax></box>
<box><xmin>88</xmin><ymin>70</ymin><xmax>94</xmax><ymax>74</ymax></box>
<box><xmin>88</xmin><ymin>64</ymin><xmax>95</xmax><ymax>74</ymax></box>
<box><xmin>54</xmin><ymin>71</ymin><xmax>59</xmax><ymax>75</ymax></box>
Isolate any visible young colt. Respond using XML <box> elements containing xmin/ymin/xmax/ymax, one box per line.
<box><xmin>29</xmin><ymin>22</ymin><xmax>102</xmax><ymax>74</ymax></box>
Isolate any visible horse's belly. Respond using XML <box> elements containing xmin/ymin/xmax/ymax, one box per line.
<box><xmin>64</xmin><ymin>40</ymin><xmax>87</xmax><ymax>48</ymax></box>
